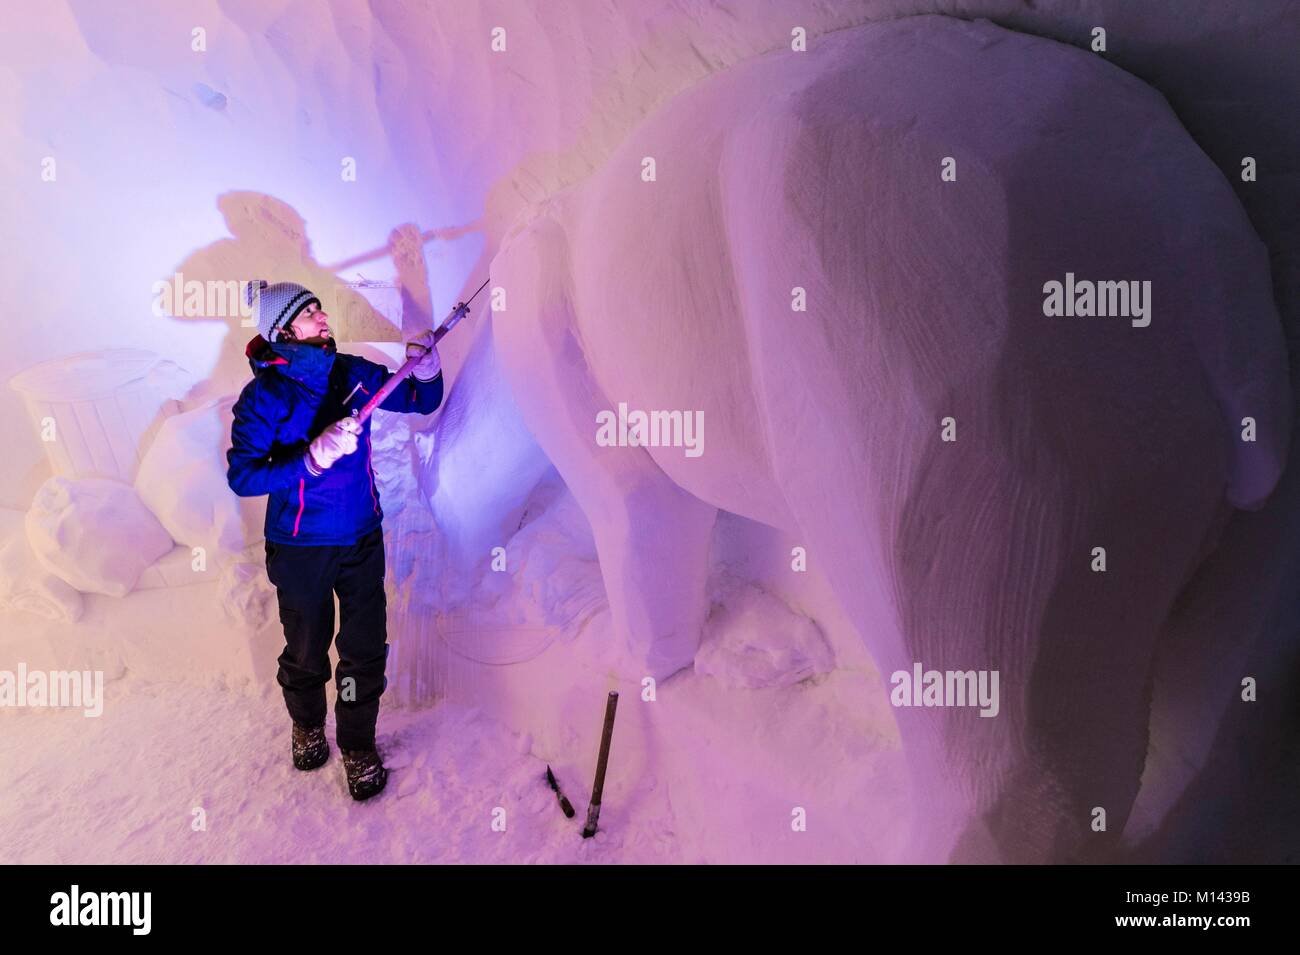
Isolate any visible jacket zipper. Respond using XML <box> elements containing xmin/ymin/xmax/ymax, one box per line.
<box><xmin>365</xmin><ymin>432</ymin><xmax>379</xmax><ymax>516</ymax></box>
<box><xmin>292</xmin><ymin>478</ymin><xmax>306</xmax><ymax>537</ymax></box>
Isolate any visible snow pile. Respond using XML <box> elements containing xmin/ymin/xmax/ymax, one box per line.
<box><xmin>696</xmin><ymin>577</ymin><xmax>834</xmax><ymax>690</ymax></box>
<box><xmin>474</xmin><ymin>475</ymin><xmax>604</xmax><ymax>627</ymax></box>
<box><xmin>26</xmin><ymin>476</ymin><xmax>173</xmax><ymax>597</ymax></box>
<box><xmin>428</xmin><ymin>474</ymin><xmax>607</xmax><ymax>667</ymax></box>
<box><xmin>369</xmin><ymin>409</ymin><xmax>433</xmax><ymax>534</ymax></box>
<box><xmin>0</xmin><ymin>512</ymin><xmax>82</xmax><ymax>622</ymax></box>
<box><xmin>503</xmin><ymin>480</ymin><xmax>607</xmax><ymax>636</ymax></box>
<box><xmin>135</xmin><ymin>396</ymin><xmax>266</xmax><ymax>558</ymax></box>
<box><xmin>217</xmin><ymin>543</ymin><xmax>276</xmax><ymax>629</ymax></box>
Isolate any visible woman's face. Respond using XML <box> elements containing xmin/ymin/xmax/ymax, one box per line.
<box><xmin>285</xmin><ymin>301</ymin><xmax>332</xmax><ymax>344</ymax></box>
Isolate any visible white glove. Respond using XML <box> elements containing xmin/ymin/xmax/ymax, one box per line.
<box><xmin>406</xmin><ymin>329</ymin><xmax>442</xmax><ymax>381</ymax></box>
<box><xmin>306</xmin><ymin>417</ymin><xmax>361</xmax><ymax>473</ymax></box>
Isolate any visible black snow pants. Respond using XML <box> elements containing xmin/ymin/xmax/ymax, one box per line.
<box><xmin>264</xmin><ymin>526</ymin><xmax>388</xmax><ymax>752</ymax></box>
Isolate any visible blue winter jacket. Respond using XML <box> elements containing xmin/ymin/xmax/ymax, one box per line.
<box><xmin>226</xmin><ymin>334</ymin><xmax>444</xmax><ymax>546</ymax></box>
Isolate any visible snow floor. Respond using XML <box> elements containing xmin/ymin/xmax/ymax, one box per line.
<box><xmin>0</xmin><ymin>484</ymin><xmax>914</xmax><ymax>865</ymax></box>
<box><xmin>4</xmin><ymin>600</ymin><xmax>1296</xmax><ymax>864</ymax></box>
<box><xmin>0</xmin><ymin>674</ymin><xmax>677</xmax><ymax>864</ymax></box>
<box><xmin>0</xmin><ymin>609</ymin><xmax>909</xmax><ymax>865</ymax></box>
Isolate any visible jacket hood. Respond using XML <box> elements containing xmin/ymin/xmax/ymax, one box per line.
<box><xmin>244</xmin><ymin>334</ymin><xmax>337</xmax><ymax>393</ymax></box>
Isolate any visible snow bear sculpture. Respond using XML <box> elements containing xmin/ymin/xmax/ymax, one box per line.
<box><xmin>431</xmin><ymin>16</ymin><xmax>1291</xmax><ymax>862</ymax></box>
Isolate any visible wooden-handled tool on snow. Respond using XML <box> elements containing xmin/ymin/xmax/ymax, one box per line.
<box><xmin>581</xmin><ymin>690</ymin><xmax>619</xmax><ymax>838</ymax></box>
<box><xmin>352</xmin><ymin>276</ymin><xmax>490</xmax><ymax>424</ymax></box>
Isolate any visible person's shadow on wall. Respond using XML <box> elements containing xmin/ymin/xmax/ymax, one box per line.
<box><xmin>164</xmin><ymin>191</ymin><xmax>440</xmax><ymax>402</ymax></box>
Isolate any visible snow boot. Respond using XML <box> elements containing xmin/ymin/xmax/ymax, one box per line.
<box><xmin>341</xmin><ymin>747</ymin><xmax>388</xmax><ymax>801</ymax></box>
<box><xmin>292</xmin><ymin>721</ymin><xmax>330</xmax><ymax>771</ymax></box>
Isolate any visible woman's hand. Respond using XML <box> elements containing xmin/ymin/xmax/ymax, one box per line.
<box><xmin>306</xmin><ymin>416</ymin><xmax>361</xmax><ymax>473</ymax></box>
<box><xmin>406</xmin><ymin>329</ymin><xmax>442</xmax><ymax>381</ymax></box>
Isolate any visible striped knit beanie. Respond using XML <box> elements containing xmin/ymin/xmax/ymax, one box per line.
<box><xmin>247</xmin><ymin>280</ymin><xmax>322</xmax><ymax>342</ymax></box>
